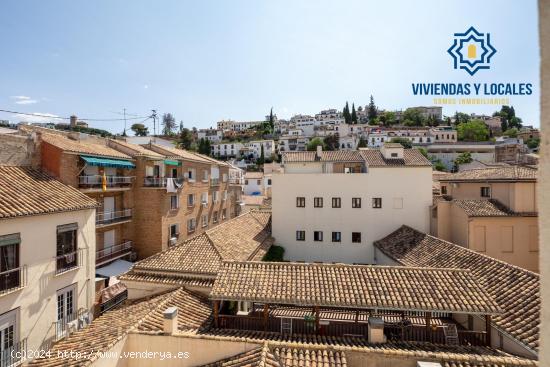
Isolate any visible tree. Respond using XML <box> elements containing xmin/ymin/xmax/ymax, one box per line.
<box><xmin>161</xmin><ymin>113</ymin><xmax>177</xmax><ymax>136</ymax></box>
<box><xmin>179</xmin><ymin>128</ymin><xmax>193</xmax><ymax>150</ymax></box>
<box><xmin>307</xmin><ymin>137</ymin><xmax>325</xmax><ymax>151</ymax></box>
<box><xmin>526</xmin><ymin>138</ymin><xmax>540</xmax><ymax>149</ymax></box>
<box><xmin>197</xmin><ymin>138</ymin><xmax>211</xmax><ymax>155</ymax></box>
<box><xmin>351</xmin><ymin>103</ymin><xmax>358</xmax><ymax>124</ymax></box>
<box><xmin>179</xmin><ymin>121</ymin><xmax>184</xmax><ymax>134</ymax></box>
<box><xmin>389</xmin><ymin>137</ymin><xmax>412</xmax><ymax>149</ymax></box>
<box><xmin>323</xmin><ymin>134</ymin><xmax>339</xmax><ymax>151</ymax></box>
<box><xmin>131</xmin><ymin>123</ymin><xmax>149</xmax><ymax>136</ymax></box>
<box><xmin>357</xmin><ymin>137</ymin><xmax>368</xmax><ymax>148</ymax></box>
<box><xmin>495</xmin><ymin>105</ymin><xmax>523</xmax><ymax>131</ymax></box>
<box><xmin>268</xmin><ymin>108</ymin><xmax>275</xmax><ymax>133</ymax></box>
<box><xmin>454</xmin><ymin>112</ymin><xmax>471</xmax><ymax>125</ymax></box>
<box><xmin>402</xmin><ymin>108</ymin><xmax>426</xmax><ymax>126</ymax></box>
<box><xmin>455</xmin><ymin>152</ymin><xmax>473</xmax><ymax>165</ymax></box>
<box><xmin>503</xmin><ymin>128</ymin><xmax>518</xmax><ymax>138</ymax></box>
<box><xmin>121</xmin><ymin>129</ymin><xmax>127</xmax><ymax>137</ymax></box>
<box><xmin>418</xmin><ymin>147</ymin><xmax>428</xmax><ymax>158</ymax></box>
<box><xmin>257</xmin><ymin>145</ymin><xmax>265</xmax><ymax>165</ymax></box>
<box><xmin>367</xmin><ymin>95</ymin><xmax>377</xmax><ymax>120</ymax></box>
<box><xmin>434</xmin><ymin>160</ymin><xmax>447</xmax><ymax>172</ymax></box>
<box><xmin>379</xmin><ymin>111</ymin><xmax>397</xmax><ymax>127</ymax></box>
<box><xmin>457</xmin><ymin>119</ymin><xmax>489</xmax><ymax>141</ymax></box>
<box><xmin>343</xmin><ymin>102</ymin><xmax>351</xmax><ymax>124</ymax></box>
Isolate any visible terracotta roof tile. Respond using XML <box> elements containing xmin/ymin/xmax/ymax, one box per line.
<box><xmin>373</xmin><ymin>226</ymin><xmax>540</xmax><ymax>352</ymax></box>
<box><xmin>282</xmin><ymin>151</ymin><xmax>363</xmax><ymax>163</ymax></box>
<box><xmin>210</xmin><ymin>261</ymin><xmax>501</xmax><ymax>314</ymax></box>
<box><xmin>107</xmin><ymin>139</ymin><xmax>165</xmax><ymax>159</ymax></box>
<box><xmin>360</xmin><ymin>149</ymin><xmax>432</xmax><ymax>167</ymax></box>
<box><xmin>0</xmin><ymin>166</ymin><xmax>98</xmax><ymax>219</ymax></box>
<box><xmin>452</xmin><ymin>199</ymin><xmax>526</xmax><ymax>217</ymax></box>
<box><xmin>145</xmin><ymin>143</ymin><xmax>219</xmax><ymax>164</ymax></box>
<box><xmin>121</xmin><ymin>211</ymin><xmax>272</xmax><ymax>280</ymax></box>
<box><xmin>439</xmin><ymin>167</ymin><xmax>537</xmax><ymax>182</ymax></box>
<box><xmin>40</xmin><ymin>133</ymin><xmax>132</xmax><ymax>159</ymax></box>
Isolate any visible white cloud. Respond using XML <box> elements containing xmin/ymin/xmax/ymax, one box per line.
<box><xmin>143</xmin><ymin>85</ymin><xmax>149</xmax><ymax>89</ymax></box>
<box><xmin>11</xmin><ymin>96</ymin><xmax>38</xmax><ymax>105</ymax></box>
<box><xmin>14</xmin><ymin>112</ymin><xmax>61</xmax><ymax>124</ymax></box>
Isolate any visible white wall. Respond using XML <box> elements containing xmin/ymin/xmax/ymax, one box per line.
<box><xmin>0</xmin><ymin>209</ymin><xmax>96</xmax><ymax>353</ymax></box>
<box><xmin>272</xmin><ymin>167</ymin><xmax>432</xmax><ymax>264</ymax></box>
<box><xmin>243</xmin><ymin>177</ymin><xmax>263</xmax><ymax>195</ymax></box>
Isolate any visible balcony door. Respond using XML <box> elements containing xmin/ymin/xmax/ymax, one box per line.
<box><xmin>103</xmin><ymin>197</ymin><xmax>115</xmax><ymax>222</ymax></box>
<box><xmin>103</xmin><ymin>230</ymin><xmax>115</xmax><ymax>256</ymax></box>
<box><xmin>56</xmin><ymin>284</ymin><xmax>76</xmax><ymax>339</ymax></box>
<box><xmin>0</xmin><ymin>310</ymin><xmax>17</xmax><ymax>365</ymax></box>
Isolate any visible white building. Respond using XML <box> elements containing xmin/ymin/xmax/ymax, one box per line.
<box><xmin>427</xmin><ymin>143</ymin><xmax>496</xmax><ymax>170</ymax></box>
<box><xmin>243</xmin><ymin>171</ymin><xmax>264</xmax><ymax>195</ymax></box>
<box><xmin>197</xmin><ymin>128</ymin><xmax>223</xmax><ymax>143</ymax></box>
<box><xmin>0</xmin><ymin>166</ymin><xmax>97</xmax><ymax>361</ymax></box>
<box><xmin>315</xmin><ymin>109</ymin><xmax>345</xmax><ymax>125</ymax></box>
<box><xmin>211</xmin><ymin>142</ymin><xmax>245</xmax><ymax>158</ymax></box>
<box><xmin>277</xmin><ymin>135</ymin><xmax>310</xmax><ymax>152</ymax></box>
<box><xmin>272</xmin><ymin>144</ymin><xmax>433</xmax><ymax>264</ymax></box>
<box><xmin>245</xmin><ymin>140</ymin><xmax>275</xmax><ymax>159</ymax></box>
<box><xmin>216</xmin><ymin>119</ymin><xmax>265</xmax><ymax>132</ymax></box>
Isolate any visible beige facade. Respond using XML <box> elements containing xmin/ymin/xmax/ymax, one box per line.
<box><xmin>0</xmin><ymin>209</ymin><xmax>96</xmax><ymax>354</ymax></box>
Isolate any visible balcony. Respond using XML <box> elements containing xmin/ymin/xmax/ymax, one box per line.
<box><xmin>96</xmin><ymin>240</ymin><xmax>133</xmax><ymax>267</ymax></box>
<box><xmin>229</xmin><ymin>178</ymin><xmax>244</xmax><ymax>185</ymax></box>
<box><xmin>78</xmin><ymin>175</ymin><xmax>133</xmax><ymax>189</ymax></box>
<box><xmin>53</xmin><ymin>308</ymin><xmax>91</xmax><ymax>341</ymax></box>
<box><xmin>0</xmin><ymin>338</ymin><xmax>27</xmax><ymax>366</ymax></box>
<box><xmin>96</xmin><ymin>209</ymin><xmax>132</xmax><ymax>226</ymax></box>
<box><xmin>0</xmin><ymin>266</ymin><xmax>26</xmax><ymax>296</ymax></box>
<box><xmin>210</xmin><ymin>178</ymin><xmax>220</xmax><ymax>187</ymax></box>
<box><xmin>55</xmin><ymin>249</ymin><xmax>82</xmax><ymax>275</ymax></box>
<box><xmin>143</xmin><ymin>177</ymin><xmax>184</xmax><ymax>188</ymax></box>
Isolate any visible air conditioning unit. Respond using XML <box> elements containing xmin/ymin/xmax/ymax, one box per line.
<box><xmin>78</xmin><ymin>312</ymin><xmax>92</xmax><ymax>329</ymax></box>
<box><xmin>201</xmin><ymin>201</ymin><xmax>208</xmax><ymax>207</ymax></box>
<box><xmin>169</xmin><ymin>238</ymin><xmax>177</xmax><ymax>246</ymax></box>
<box><xmin>67</xmin><ymin>320</ymin><xmax>78</xmax><ymax>334</ymax></box>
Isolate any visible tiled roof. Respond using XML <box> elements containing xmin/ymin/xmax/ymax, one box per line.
<box><xmin>107</xmin><ymin>139</ymin><xmax>165</xmax><ymax>159</ymax></box>
<box><xmin>117</xmin><ymin>272</ymin><xmax>215</xmax><ymax>288</ymax></box>
<box><xmin>282</xmin><ymin>151</ymin><xmax>364</xmax><ymax>163</ymax></box>
<box><xmin>245</xmin><ymin>171</ymin><xmax>264</xmax><ymax>179</ymax></box>
<box><xmin>210</xmin><ymin>261</ymin><xmax>501</xmax><ymax>314</ymax></box>
<box><xmin>190</xmin><ymin>329</ymin><xmax>537</xmax><ymax>367</ymax></box>
<box><xmin>40</xmin><ymin>133</ymin><xmax>132</xmax><ymax>159</ymax></box>
<box><xmin>201</xmin><ymin>343</ymin><xmax>347</xmax><ymax>367</ymax></box>
<box><xmin>439</xmin><ymin>167</ymin><xmax>537</xmax><ymax>182</ymax></box>
<box><xmin>29</xmin><ymin>288</ymin><xmax>210</xmax><ymax>366</ymax></box>
<box><xmin>373</xmin><ymin>226</ymin><xmax>540</xmax><ymax>352</ymax></box>
<box><xmin>360</xmin><ymin>149</ymin><xmax>432</xmax><ymax>167</ymax></box>
<box><xmin>145</xmin><ymin>143</ymin><xmax>217</xmax><ymax>164</ymax></box>
<box><xmin>452</xmin><ymin>199</ymin><xmax>521</xmax><ymax>217</ymax></box>
<box><xmin>0</xmin><ymin>166</ymin><xmax>98</xmax><ymax>219</ymax></box>
<box><xmin>121</xmin><ymin>211</ymin><xmax>272</xmax><ymax>281</ymax></box>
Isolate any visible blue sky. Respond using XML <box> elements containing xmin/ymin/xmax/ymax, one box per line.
<box><xmin>0</xmin><ymin>0</ymin><xmax>540</xmax><ymax>133</ymax></box>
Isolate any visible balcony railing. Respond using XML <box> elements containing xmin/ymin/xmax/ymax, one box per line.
<box><xmin>96</xmin><ymin>241</ymin><xmax>133</xmax><ymax>266</ymax></box>
<box><xmin>0</xmin><ymin>338</ymin><xmax>27</xmax><ymax>367</ymax></box>
<box><xmin>210</xmin><ymin>178</ymin><xmax>220</xmax><ymax>187</ymax></box>
<box><xmin>143</xmin><ymin>177</ymin><xmax>184</xmax><ymax>187</ymax></box>
<box><xmin>55</xmin><ymin>249</ymin><xmax>82</xmax><ymax>275</ymax></box>
<box><xmin>96</xmin><ymin>209</ymin><xmax>132</xmax><ymax>225</ymax></box>
<box><xmin>53</xmin><ymin>309</ymin><xmax>91</xmax><ymax>342</ymax></box>
<box><xmin>229</xmin><ymin>178</ymin><xmax>244</xmax><ymax>185</ymax></box>
<box><xmin>78</xmin><ymin>175</ymin><xmax>133</xmax><ymax>188</ymax></box>
<box><xmin>99</xmin><ymin>289</ymin><xmax>128</xmax><ymax>315</ymax></box>
<box><xmin>0</xmin><ymin>266</ymin><xmax>26</xmax><ymax>296</ymax></box>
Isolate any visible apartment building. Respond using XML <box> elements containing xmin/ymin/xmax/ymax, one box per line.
<box><xmin>216</xmin><ymin>119</ymin><xmax>264</xmax><ymax>132</ymax></box>
<box><xmin>134</xmin><ymin>143</ymin><xmax>243</xmax><ymax>259</ymax></box>
<box><xmin>367</xmin><ymin>127</ymin><xmax>457</xmax><ymax>147</ymax></box>
<box><xmin>314</xmin><ymin>109</ymin><xmax>344</xmax><ymax>125</ymax></box>
<box><xmin>245</xmin><ymin>139</ymin><xmax>275</xmax><ymax>159</ymax></box>
<box><xmin>427</xmin><ymin>142</ymin><xmax>496</xmax><ymax>170</ymax></box>
<box><xmin>277</xmin><ymin>135</ymin><xmax>310</xmax><ymax>152</ymax></box>
<box><xmin>243</xmin><ymin>171</ymin><xmax>264</xmax><ymax>195</ymax></box>
<box><xmin>197</xmin><ymin>128</ymin><xmax>223</xmax><ymax>143</ymax></box>
<box><xmin>37</xmin><ymin>133</ymin><xmax>137</xmax><ymax>270</ymax></box>
<box><xmin>0</xmin><ymin>166</ymin><xmax>97</xmax><ymax>361</ymax></box>
<box><xmin>211</xmin><ymin>142</ymin><xmax>245</xmax><ymax>158</ymax></box>
<box><xmin>431</xmin><ymin>166</ymin><xmax>538</xmax><ymax>272</ymax></box>
<box><xmin>272</xmin><ymin>144</ymin><xmax>433</xmax><ymax>264</ymax></box>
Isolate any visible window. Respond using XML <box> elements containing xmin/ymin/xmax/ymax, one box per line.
<box><xmin>0</xmin><ymin>309</ymin><xmax>18</xmax><ymax>363</ymax></box>
<box><xmin>257</xmin><ymin>179</ymin><xmax>261</xmax><ymax>185</ymax></box>
<box><xmin>57</xmin><ymin>284</ymin><xmax>76</xmax><ymax>336</ymax></box>
<box><xmin>372</xmin><ymin>198</ymin><xmax>382</xmax><ymax>208</ymax></box>
<box><xmin>201</xmin><ymin>192</ymin><xmax>208</xmax><ymax>205</ymax></box>
<box><xmin>202</xmin><ymin>214</ymin><xmax>208</xmax><ymax>227</ymax></box>
<box><xmin>481</xmin><ymin>187</ymin><xmax>491</xmax><ymax>198</ymax></box>
<box><xmin>352</xmin><ymin>232</ymin><xmax>362</xmax><ymax>243</ymax></box>
<box><xmin>222</xmin><ymin>209</ymin><xmax>227</xmax><ymax>220</ymax></box>
<box><xmin>296</xmin><ymin>197</ymin><xmax>306</xmax><ymax>207</ymax></box>
<box><xmin>213</xmin><ymin>191</ymin><xmax>219</xmax><ymax>203</ymax></box>
<box><xmin>332</xmin><ymin>232</ymin><xmax>341</xmax><ymax>242</ymax></box>
<box><xmin>352</xmin><ymin>198</ymin><xmax>361</xmax><ymax>208</ymax></box>
<box><xmin>314</xmin><ymin>197</ymin><xmax>323</xmax><ymax>208</ymax></box>
<box><xmin>169</xmin><ymin>224</ymin><xmax>179</xmax><ymax>239</ymax></box>
<box><xmin>187</xmin><ymin>218</ymin><xmax>196</xmax><ymax>232</ymax></box>
<box><xmin>332</xmin><ymin>197</ymin><xmax>341</xmax><ymax>208</ymax></box>
<box><xmin>314</xmin><ymin>231</ymin><xmax>323</xmax><ymax>242</ymax></box>
<box><xmin>296</xmin><ymin>231</ymin><xmax>305</xmax><ymax>241</ymax></box>
<box><xmin>213</xmin><ymin>211</ymin><xmax>219</xmax><ymax>223</ymax></box>
<box><xmin>223</xmin><ymin>191</ymin><xmax>228</xmax><ymax>200</ymax></box>
<box><xmin>391</xmin><ymin>152</ymin><xmax>398</xmax><ymax>158</ymax></box>
<box><xmin>222</xmin><ymin>173</ymin><xmax>228</xmax><ymax>182</ymax></box>
<box><xmin>187</xmin><ymin>194</ymin><xmax>195</xmax><ymax>207</ymax></box>
<box><xmin>187</xmin><ymin>169</ymin><xmax>195</xmax><ymax>182</ymax></box>
<box><xmin>267</xmin><ymin>179</ymin><xmax>272</xmax><ymax>185</ymax></box>
<box><xmin>170</xmin><ymin>195</ymin><xmax>179</xmax><ymax>210</ymax></box>
<box><xmin>56</xmin><ymin>224</ymin><xmax>78</xmax><ymax>273</ymax></box>
<box><xmin>245</xmin><ymin>179</ymin><xmax>249</xmax><ymax>185</ymax></box>
<box><xmin>441</xmin><ymin>185</ymin><xmax>447</xmax><ymax>195</ymax></box>
<box><xmin>203</xmin><ymin>170</ymin><xmax>209</xmax><ymax>182</ymax></box>
<box><xmin>0</xmin><ymin>234</ymin><xmax>20</xmax><ymax>292</ymax></box>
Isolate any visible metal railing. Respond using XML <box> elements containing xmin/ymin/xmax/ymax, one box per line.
<box><xmin>229</xmin><ymin>178</ymin><xmax>244</xmax><ymax>185</ymax></box>
<box><xmin>99</xmin><ymin>289</ymin><xmax>128</xmax><ymax>315</ymax></box>
<box><xmin>55</xmin><ymin>249</ymin><xmax>81</xmax><ymax>275</ymax></box>
<box><xmin>96</xmin><ymin>241</ymin><xmax>133</xmax><ymax>266</ymax></box>
<box><xmin>78</xmin><ymin>175</ymin><xmax>133</xmax><ymax>188</ymax></box>
<box><xmin>53</xmin><ymin>309</ymin><xmax>91</xmax><ymax>341</ymax></box>
<box><xmin>0</xmin><ymin>338</ymin><xmax>27</xmax><ymax>367</ymax></box>
<box><xmin>96</xmin><ymin>208</ymin><xmax>132</xmax><ymax>225</ymax></box>
<box><xmin>143</xmin><ymin>177</ymin><xmax>184</xmax><ymax>187</ymax></box>
<box><xmin>210</xmin><ymin>178</ymin><xmax>220</xmax><ymax>186</ymax></box>
<box><xmin>0</xmin><ymin>266</ymin><xmax>26</xmax><ymax>296</ymax></box>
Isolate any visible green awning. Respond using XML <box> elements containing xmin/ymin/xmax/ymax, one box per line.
<box><xmin>81</xmin><ymin>155</ymin><xmax>135</xmax><ymax>169</ymax></box>
<box><xmin>164</xmin><ymin>159</ymin><xmax>181</xmax><ymax>166</ymax></box>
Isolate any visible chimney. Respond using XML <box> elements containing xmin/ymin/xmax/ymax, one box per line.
<box><xmin>70</xmin><ymin>115</ymin><xmax>78</xmax><ymax>127</ymax></box>
<box><xmin>163</xmin><ymin>307</ymin><xmax>178</xmax><ymax>335</ymax></box>
<box><xmin>316</xmin><ymin>144</ymin><xmax>323</xmax><ymax>158</ymax></box>
<box><xmin>368</xmin><ymin>317</ymin><xmax>385</xmax><ymax>343</ymax></box>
